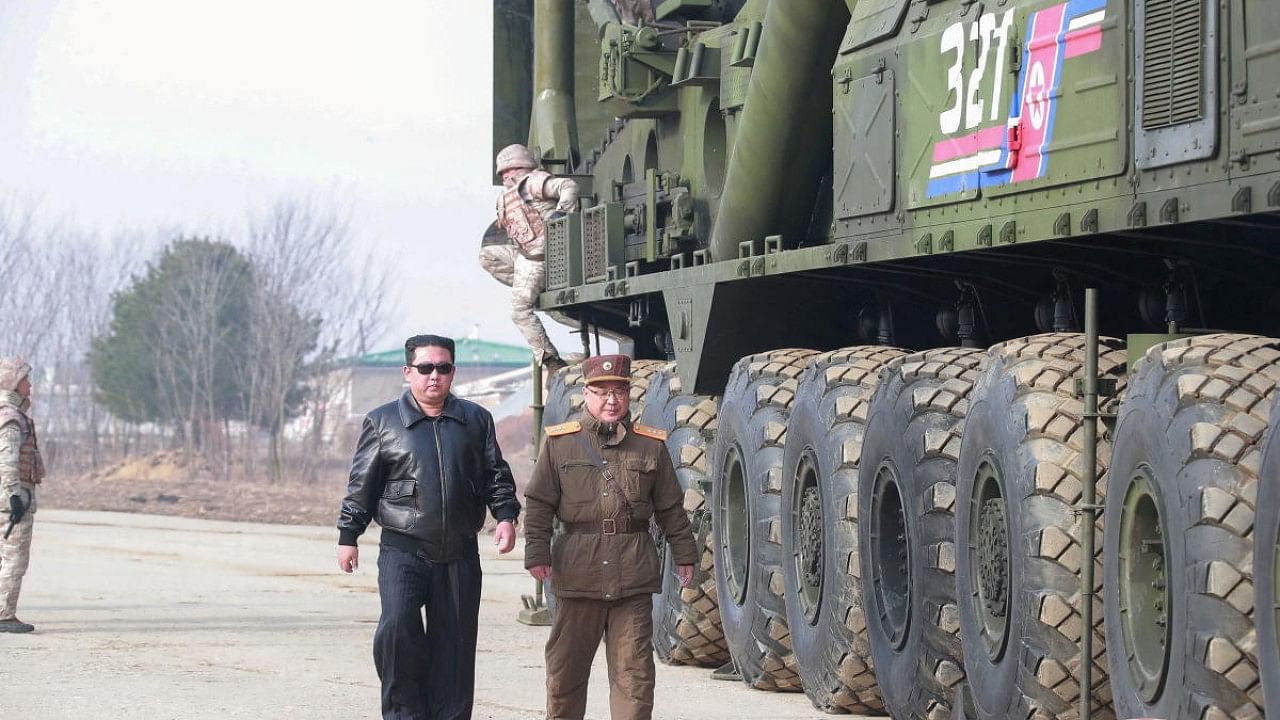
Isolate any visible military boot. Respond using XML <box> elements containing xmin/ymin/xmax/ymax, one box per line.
<box><xmin>0</xmin><ymin>618</ymin><xmax>34</xmax><ymax>633</ymax></box>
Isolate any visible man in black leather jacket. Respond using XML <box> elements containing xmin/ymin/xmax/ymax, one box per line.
<box><xmin>337</xmin><ymin>334</ymin><xmax>520</xmax><ymax>720</ymax></box>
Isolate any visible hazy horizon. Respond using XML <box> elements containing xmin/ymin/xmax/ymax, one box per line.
<box><xmin>0</xmin><ymin>1</ymin><xmax>586</xmax><ymax>356</ymax></box>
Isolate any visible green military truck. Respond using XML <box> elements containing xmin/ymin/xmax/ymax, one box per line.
<box><xmin>494</xmin><ymin>1</ymin><xmax>1280</xmax><ymax>718</ymax></box>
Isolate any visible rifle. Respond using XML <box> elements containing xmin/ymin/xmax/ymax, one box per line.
<box><xmin>4</xmin><ymin>494</ymin><xmax>24</xmax><ymax>540</ymax></box>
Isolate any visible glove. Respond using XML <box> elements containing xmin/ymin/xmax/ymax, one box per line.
<box><xmin>8</xmin><ymin>494</ymin><xmax>25</xmax><ymax>524</ymax></box>
<box><xmin>548</xmin><ymin>210</ymin><xmax>567</xmax><ymax>222</ymax></box>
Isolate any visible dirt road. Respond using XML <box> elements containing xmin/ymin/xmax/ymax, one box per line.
<box><xmin>2</xmin><ymin>511</ymin><xmax>854</xmax><ymax>719</ymax></box>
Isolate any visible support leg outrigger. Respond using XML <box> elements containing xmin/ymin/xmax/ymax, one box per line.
<box><xmin>518</xmin><ymin>359</ymin><xmax>553</xmax><ymax>626</ymax></box>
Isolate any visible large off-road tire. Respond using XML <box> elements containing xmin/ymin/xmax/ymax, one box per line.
<box><xmin>539</xmin><ymin>364</ymin><xmax>588</xmax><ymax>612</ymax></box>
<box><xmin>955</xmin><ymin>333</ymin><xmax>1125</xmax><ymax>720</ymax></box>
<box><xmin>543</xmin><ymin>364</ymin><xmax>587</xmax><ymax>427</ymax></box>
<box><xmin>711</xmin><ymin>348</ymin><xmax>817</xmax><ymax>691</ymax></box>
<box><xmin>640</xmin><ymin>364</ymin><xmax>730</xmax><ymax>667</ymax></box>
<box><xmin>780</xmin><ymin>345</ymin><xmax>907</xmax><ymax>713</ymax></box>
<box><xmin>856</xmin><ymin>347</ymin><xmax>988</xmax><ymax>719</ymax></box>
<box><xmin>1105</xmin><ymin>334</ymin><xmax>1280</xmax><ymax>720</ymax></box>
<box><xmin>627</xmin><ymin>359</ymin><xmax>665</xmax><ymax>420</ymax></box>
<box><xmin>1257</xmin><ymin>392</ymin><xmax>1280</xmax><ymax>712</ymax></box>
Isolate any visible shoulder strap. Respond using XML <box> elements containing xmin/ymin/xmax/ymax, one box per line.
<box><xmin>519</xmin><ymin>170</ymin><xmax>552</xmax><ymax>202</ymax></box>
<box><xmin>632</xmin><ymin>423</ymin><xmax>668</xmax><ymax>441</ymax></box>
<box><xmin>571</xmin><ymin>431</ymin><xmax>636</xmax><ymax>518</ymax></box>
<box><xmin>546</xmin><ymin>420</ymin><xmax>581</xmax><ymax>437</ymax></box>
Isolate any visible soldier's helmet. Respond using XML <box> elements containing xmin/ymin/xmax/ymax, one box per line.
<box><xmin>495</xmin><ymin>144</ymin><xmax>539</xmax><ymax>175</ymax></box>
<box><xmin>0</xmin><ymin>358</ymin><xmax>32</xmax><ymax>392</ymax></box>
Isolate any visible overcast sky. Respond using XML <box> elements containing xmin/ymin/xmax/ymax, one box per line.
<box><xmin>0</xmin><ymin>0</ymin><xmax>583</xmax><ymax>356</ymax></box>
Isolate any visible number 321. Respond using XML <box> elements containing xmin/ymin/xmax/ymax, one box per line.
<box><xmin>939</xmin><ymin>10</ymin><xmax>1015</xmax><ymax>135</ymax></box>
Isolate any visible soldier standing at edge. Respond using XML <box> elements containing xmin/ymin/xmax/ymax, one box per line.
<box><xmin>0</xmin><ymin>358</ymin><xmax>43</xmax><ymax>634</ymax></box>
<box><xmin>485</xmin><ymin>143</ymin><xmax>578</xmax><ymax>379</ymax></box>
<box><xmin>523</xmin><ymin>354</ymin><xmax>697</xmax><ymax>720</ymax></box>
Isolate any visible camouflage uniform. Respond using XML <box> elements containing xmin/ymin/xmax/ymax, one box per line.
<box><xmin>0</xmin><ymin>358</ymin><xmax>42</xmax><ymax>629</ymax></box>
<box><xmin>479</xmin><ymin>242</ymin><xmax>518</xmax><ymax>287</ymax></box>
<box><xmin>611</xmin><ymin>0</ymin><xmax>655</xmax><ymax>25</ymax></box>
<box><xmin>490</xmin><ymin>144</ymin><xmax>579</xmax><ymax>366</ymax></box>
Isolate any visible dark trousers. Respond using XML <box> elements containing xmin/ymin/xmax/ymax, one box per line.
<box><xmin>545</xmin><ymin>594</ymin><xmax>655</xmax><ymax>720</ymax></box>
<box><xmin>374</xmin><ymin>545</ymin><xmax>482</xmax><ymax>720</ymax></box>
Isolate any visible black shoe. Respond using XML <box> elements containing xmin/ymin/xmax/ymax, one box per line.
<box><xmin>0</xmin><ymin>619</ymin><xmax>34</xmax><ymax>633</ymax></box>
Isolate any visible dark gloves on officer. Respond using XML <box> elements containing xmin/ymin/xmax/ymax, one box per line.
<box><xmin>8</xmin><ymin>493</ymin><xmax>25</xmax><ymax>524</ymax></box>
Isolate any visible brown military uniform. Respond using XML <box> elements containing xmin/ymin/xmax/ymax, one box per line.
<box><xmin>525</xmin><ymin>358</ymin><xmax>696</xmax><ymax>720</ymax></box>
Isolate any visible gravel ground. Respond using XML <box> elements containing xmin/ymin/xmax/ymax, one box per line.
<box><xmin>1</xmin><ymin>510</ymin><xmax>849</xmax><ymax>720</ymax></box>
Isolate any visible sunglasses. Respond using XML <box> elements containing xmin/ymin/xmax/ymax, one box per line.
<box><xmin>408</xmin><ymin>362</ymin><xmax>455</xmax><ymax>376</ymax></box>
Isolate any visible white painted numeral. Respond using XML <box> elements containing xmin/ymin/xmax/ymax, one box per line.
<box><xmin>939</xmin><ymin>22</ymin><xmax>965</xmax><ymax>135</ymax></box>
<box><xmin>937</xmin><ymin>10</ymin><xmax>1016</xmax><ymax>133</ymax></box>
<box><xmin>988</xmin><ymin>11</ymin><xmax>1014</xmax><ymax>122</ymax></box>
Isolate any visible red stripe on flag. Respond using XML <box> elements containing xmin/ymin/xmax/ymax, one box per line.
<box><xmin>1012</xmin><ymin>4</ymin><xmax>1066</xmax><ymax>183</ymax></box>
<box><xmin>1063</xmin><ymin>26</ymin><xmax>1102</xmax><ymax>58</ymax></box>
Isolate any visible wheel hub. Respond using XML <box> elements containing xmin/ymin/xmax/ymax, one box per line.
<box><xmin>791</xmin><ymin>453</ymin><xmax>824</xmax><ymax>625</ymax></box>
<box><xmin>1275</xmin><ymin>508</ymin><xmax>1280</xmax><ymax>667</ymax></box>
<box><xmin>1118</xmin><ymin>469</ymin><xmax>1171</xmax><ymax>703</ymax></box>
<box><xmin>870</xmin><ymin>463</ymin><xmax>912</xmax><ymax>649</ymax></box>
<box><xmin>720</xmin><ymin>445</ymin><xmax>750</xmax><ymax>606</ymax></box>
<box><xmin>969</xmin><ymin>458</ymin><xmax>1011</xmax><ymax>662</ymax></box>
<box><xmin>977</xmin><ymin>499</ymin><xmax>1009</xmax><ymax>618</ymax></box>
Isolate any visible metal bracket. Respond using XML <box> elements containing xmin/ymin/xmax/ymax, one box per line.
<box><xmin>1080</xmin><ymin>208</ymin><xmax>1099</xmax><ymax>234</ymax></box>
<box><xmin>1075</xmin><ymin>377</ymin><xmax>1118</xmax><ymax>398</ymax></box>
<box><xmin>1233</xmin><ymin>186</ymin><xmax>1252</xmax><ymax>214</ymax></box>
<box><xmin>1128</xmin><ymin>201</ymin><xmax>1148</xmax><ymax>228</ymax></box>
<box><xmin>1054</xmin><ymin>212</ymin><xmax>1072</xmax><ymax>237</ymax></box>
<box><xmin>628</xmin><ymin>296</ymin><xmax>649</xmax><ymax>327</ymax></box>
<box><xmin>999</xmin><ymin>221</ymin><xmax>1017</xmax><ymax>244</ymax></box>
<box><xmin>517</xmin><ymin>578</ymin><xmax>553</xmax><ymax>626</ymax></box>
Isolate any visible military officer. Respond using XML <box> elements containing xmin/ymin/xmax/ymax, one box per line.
<box><xmin>486</xmin><ymin>143</ymin><xmax>579</xmax><ymax>379</ymax></box>
<box><xmin>524</xmin><ymin>354</ymin><xmax>697</xmax><ymax>720</ymax></box>
<box><xmin>0</xmin><ymin>358</ymin><xmax>43</xmax><ymax>634</ymax></box>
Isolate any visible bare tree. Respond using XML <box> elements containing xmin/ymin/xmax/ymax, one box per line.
<box><xmin>244</xmin><ymin>197</ymin><xmax>393</xmax><ymax>482</ymax></box>
<box><xmin>0</xmin><ymin>200</ymin><xmax>66</xmax><ymax>361</ymax></box>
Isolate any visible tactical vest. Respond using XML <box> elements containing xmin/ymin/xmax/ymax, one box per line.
<box><xmin>0</xmin><ymin>409</ymin><xmax>43</xmax><ymax>485</ymax></box>
<box><xmin>497</xmin><ymin>170</ymin><xmax>552</xmax><ymax>259</ymax></box>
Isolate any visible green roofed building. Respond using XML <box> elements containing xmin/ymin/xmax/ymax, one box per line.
<box><xmin>352</xmin><ymin>338</ymin><xmax>532</xmax><ymax>373</ymax></box>
<box><xmin>336</xmin><ymin>336</ymin><xmax>533</xmax><ymax>420</ymax></box>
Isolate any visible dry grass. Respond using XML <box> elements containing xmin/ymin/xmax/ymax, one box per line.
<box><xmin>42</xmin><ymin>411</ymin><xmax>537</xmax><ymax>528</ymax></box>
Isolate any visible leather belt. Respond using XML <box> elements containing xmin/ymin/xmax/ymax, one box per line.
<box><xmin>562</xmin><ymin>518</ymin><xmax>645</xmax><ymax>536</ymax></box>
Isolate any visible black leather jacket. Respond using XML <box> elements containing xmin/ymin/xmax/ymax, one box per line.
<box><xmin>338</xmin><ymin>391</ymin><xmax>520</xmax><ymax>561</ymax></box>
